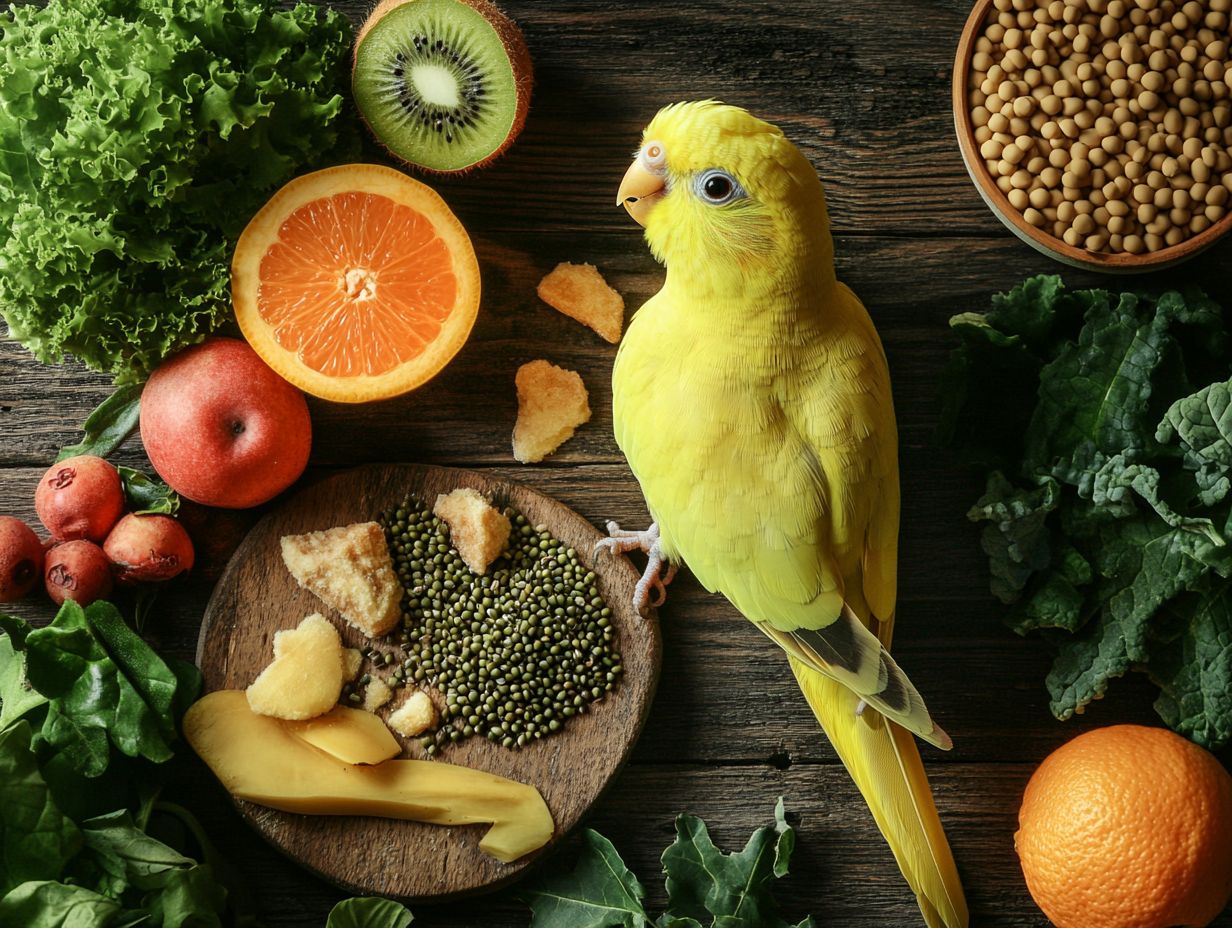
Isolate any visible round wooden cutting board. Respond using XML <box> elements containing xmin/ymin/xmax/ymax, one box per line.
<box><xmin>196</xmin><ymin>464</ymin><xmax>661</xmax><ymax>900</ymax></box>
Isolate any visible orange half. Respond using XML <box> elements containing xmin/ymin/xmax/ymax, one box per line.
<box><xmin>232</xmin><ymin>164</ymin><xmax>480</xmax><ymax>403</ymax></box>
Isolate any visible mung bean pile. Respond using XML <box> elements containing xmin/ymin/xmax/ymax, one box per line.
<box><xmin>377</xmin><ymin>499</ymin><xmax>622</xmax><ymax>754</ymax></box>
<box><xmin>968</xmin><ymin>0</ymin><xmax>1232</xmax><ymax>254</ymax></box>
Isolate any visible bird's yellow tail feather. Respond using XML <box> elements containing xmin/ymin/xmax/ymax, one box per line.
<box><xmin>789</xmin><ymin>657</ymin><xmax>968</xmax><ymax>928</ymax></box>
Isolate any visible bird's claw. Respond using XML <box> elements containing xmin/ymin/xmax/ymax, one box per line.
<box><xmin>594</xmin><ymin>521</ymin><xmax>676</xmax><ymax>615</ymax></box>
<box><xmin>634</xmin><ymin>558</ymin><xmax>677</xmax><ymax>612</ymax></box>
<box><xmin>593</xmin><ymin>520</ymin><xmax>653</xmax><ymax>557</ymax></box>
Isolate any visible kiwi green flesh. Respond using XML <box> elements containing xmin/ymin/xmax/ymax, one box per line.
<box><xmin>354</xmin><ymin>0</ymin><xmax>519</xmax><ymax>172</ymax></box>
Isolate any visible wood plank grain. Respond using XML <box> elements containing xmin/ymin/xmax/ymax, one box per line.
<box><xmin>3</xmin><ymin>0</ymin><xmax>1232</xmax><ymax>923</ymax></box>
<box><xmin>161</xmin><ymin>756</ymin><xmax>1232</xmax><ymax>926</ymax></box>
<box><xmin>0</xmin><ymin>465</ymin><xmax>1213</xmax><ymax>771</ymax></box>
<box><xmin>331</xmin><ymin>0</ymin><xmax>1013</xmax><ymax>237</ymax></box>
<box><xmin>5</xmin><ymin>233</ymin><xmax>1229</xmax><ymax>468</ymax></box>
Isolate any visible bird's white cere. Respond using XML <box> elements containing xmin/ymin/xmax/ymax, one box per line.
<box><xmin>638</xmin><ymin>140</ymin><xmax>668</xmax><ymax>175</ymax></box>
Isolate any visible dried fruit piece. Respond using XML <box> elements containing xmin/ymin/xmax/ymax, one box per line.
<box><xmin>433</xmin><ymin>487</ymin><xmax>510</xmax><ymax>574</ymax></box>
<box><xmin>537</xmin><ymin>262</ymin><xmax>624</xmax><ymax>344</ymax></box>
<box><xmin>184</xmin><ymin>689</ymin><xmax>555</xmax><ymax>862</ymax></box>
<box><xmin>363</xmin><ymin>678</ymin><xmax>394</xmax><ymax>712</ymax></box>
<box><xmin>387</xmin><ymin>690</ymin><xmax>439</xmax><ymax>737</ymax></box>
<box><xmin>282</xmin><ymin>705</ymin><xmax>401</xmax><ymax>765</ymax></box>
<box><xmin>512</xmin><ymin>360</ymin><xmax>591</xmax><ymax>464</ymax></box>
<box><xmin>280</xmin><ymin>522</ymin><xmax>403</xmax><ymax>638</ymax></box>
<box><xmin>246</xmin><ymin>613</ymin><xmax>345</xmax><ymax>721</ymax></box>
<box><xmin>343</xmin><ymin>647</ymin><xmax>364</xmax><ymax>681</ymax></box>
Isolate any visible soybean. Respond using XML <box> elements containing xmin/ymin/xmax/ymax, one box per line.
<box><xmin>969</xmin><ymin>0</ymin><xmax>1232</xmax><ymax>254</ymax></box>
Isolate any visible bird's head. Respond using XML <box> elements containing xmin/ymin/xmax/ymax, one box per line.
<box><xmin>617</xmin><ymin>101</ymin><xmax>832</xmax><ymax>282</ymax></box>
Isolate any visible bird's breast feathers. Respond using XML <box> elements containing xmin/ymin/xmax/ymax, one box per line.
<box><xmin>613</xmin><ymin>284</ymin><xmax>899</xmax><ymax>630</ymax></box>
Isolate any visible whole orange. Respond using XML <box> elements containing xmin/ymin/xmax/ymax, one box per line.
<box><xmin>1015</xmin><ymin>724</ymin><xmax>1232</xmax><ymax>928</ymax></box>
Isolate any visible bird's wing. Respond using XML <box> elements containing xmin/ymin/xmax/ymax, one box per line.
<box><xmin>708</xmin><ymin>284</ymin><xmax>941</xmax><ymax>743</ymax></box>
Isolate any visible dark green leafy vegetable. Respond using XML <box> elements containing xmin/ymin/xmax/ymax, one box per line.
<box><xmin>525</xmin><ymin>830</ymin><xmax>647</xmax><ymax>928</ymax></box>
<box><xmin>0</xmin><ymin>0</ymin><xmax>358</xmax><ymax>382</ymax></box>
<box><xmin>19</xmin><ymin>601</ymin><xmax>186</xmax><ymax>775</ymax></box>
<box><xmin>941</xmin><ymin>275</ymin><xmax>1232</xmax><ymax>748</ymax></box>
<box><xmin>0</xmin><ymin>881</ymin><xmax>132</xmax><ymax>928</ymax></box>
<box><xmin>56</xmin><ymin>386</ymin><xmax>144</xmax><ymax>462</ymax></box>
<box><xmin>326</xmin><ymin>897</ymin><xmax>414</xmax><ymax>928</ymax></box>
<box><xmin>0</xmin><ymin>601</ymin><xmax>228</xmax><ymax>926</ymax></box>
<box><xmin>523</xmin><ymin>800</ymin><xmax>814</xmax><ymax>928</ymax></box>
<box><xmin>117</xmin><ymin>467</ymin><xmax>180</xmax><ymax>517</ymax></box>
<box><xmin>0</xmin><ymin>722</ymin><xmax>83</xmax><ymax>895</ymax></box>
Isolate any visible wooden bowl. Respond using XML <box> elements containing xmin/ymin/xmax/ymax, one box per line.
<box><xmin>196</xmin><ymin>464</ymin><xmax>661</xmax><ymax>901</ymax></box>
<box><xmin>952</xmin><ymin>0</ymin><xmax>1232</xmax><ymax>274</ymax></box>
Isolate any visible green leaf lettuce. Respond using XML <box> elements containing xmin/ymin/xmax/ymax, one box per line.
<box><xmin>0</xmin><ymin>0</ymin><xmax>358</xmax><ymax>381</ymax></box>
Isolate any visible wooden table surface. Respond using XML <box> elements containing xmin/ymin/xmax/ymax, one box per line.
<box><xmin>3</xmin><ymin>1</ymin><xmax>1232</xmax><ymax>925</ymax></box>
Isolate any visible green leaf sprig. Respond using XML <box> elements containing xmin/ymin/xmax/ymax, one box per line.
<box><xmin>522</xmin><ymin>800</ymin><xmax>815</xmax><ymax>928</ymax></box>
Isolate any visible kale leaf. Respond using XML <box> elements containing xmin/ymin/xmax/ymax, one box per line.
<box><xmin>942</xmin><ymin>275</ymin><xmax>1232</xmax><ymax>748</ymax></box>
<box><xmin>522</xmin><ymin>801</ymin><xmax>813</xmax><ymax>928</ymax></box>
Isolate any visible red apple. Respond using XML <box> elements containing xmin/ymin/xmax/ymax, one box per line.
<box><xmin>140</xmin><ymin>337</ymin><xmax>312</xmax><ymax>509</ymax></box>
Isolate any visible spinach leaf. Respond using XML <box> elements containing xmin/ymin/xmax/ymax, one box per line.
<box><xmin>0</xmin><ymin>722</ymin><xmax>83</xmax><ymax>895</ymax></box>
<box><xmin>117</xmin><ymin>466</ymin><xmax>180</xmax><ymax>517</ymax></box>
<box><xmin>139</xmin><ymin>863</ymin><xmax>226</xmax><ymax>928</ymax></box>
<box><xmin>0</xmin><ymin>603</ymin><xmax>232</xmax><ymax>928</ymax></box>
<box><xmin>326</xmin><ymin>897</ymin><xmax>415</xmax><ymax>928</ymax></box>
<box><xmin>0</xmin><ymin>629</ymin><xmax>48</xmax><ymax>729</ymax></box>
<box><xmin>943</xmin><ymin>276</ymin><xmax>1232</xmax><ymax>747</ymax></box>
<box><xmin>79</xmin><ymin>810</ymin><xmax>196</xmax><ymax>895</ymax></box>
<box><xmin>24</xmin><ymin>601</ymin><xmax>184</xmax><ymax>775</ymax></box>
<box><xmin>56</xmin><ymin>385</ymin><xmax>143</xmax><ymax>461</ymax></box>
<box><xmin>0</xmin><ymin>880</ymin><xmax>131</xmax><ymax>927</ymax></box>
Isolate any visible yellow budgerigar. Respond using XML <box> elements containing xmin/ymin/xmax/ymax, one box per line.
<box><xmin>599</xmin><ymin>101</ymin><xmax>968</xmax><ymax>927</ymax></box>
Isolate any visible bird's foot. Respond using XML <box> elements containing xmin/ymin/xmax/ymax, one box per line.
<box><xmin>595</xmin><ymin>521</ymin><xmax>677</xmax><ymax>615</ymax></box>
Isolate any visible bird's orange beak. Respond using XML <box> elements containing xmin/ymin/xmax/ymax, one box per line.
<box><xmin>617</xmin><ymin>160</ymin><xmax>665</xmax><ymax>227</ymax></box>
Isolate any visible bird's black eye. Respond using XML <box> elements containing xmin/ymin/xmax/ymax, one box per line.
<box><xmin>694</xmin><ymin>169</ymin><xmax>745</xmax><ymax>205</ymax></box>
<box><xmin>704</xmin><ymin>174</ymin><xmax>731</xmax><ymax>199</ymax></box>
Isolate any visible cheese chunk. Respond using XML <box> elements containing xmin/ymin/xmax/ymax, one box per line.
<box><xmin>433</xmin><ymin>488</ymin><xmax>511</xmax><ymax>575</ymax></box>
<box><xmin>281</xmin><ymin>522</ymin><xmax>403</xmax><ymax>637</ymax></box>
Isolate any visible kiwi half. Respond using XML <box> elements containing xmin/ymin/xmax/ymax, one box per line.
<box><xmin>353</xmin><ymin>0</ymin><xmax>532</xmax><ymax>173</ymax></box>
